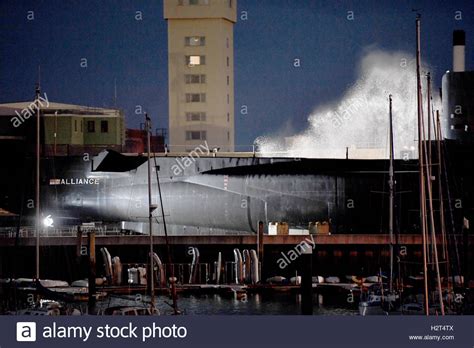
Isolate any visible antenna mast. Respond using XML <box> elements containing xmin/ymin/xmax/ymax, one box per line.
<box><xmin>35</xmin><ymin>66</ymin><xmax>41</xmax><ymax>280</ymax></box>
<box><xmin>388</xmin><ymin>94</ymin><xmax>395</xmax><ymax>294</ymax></box>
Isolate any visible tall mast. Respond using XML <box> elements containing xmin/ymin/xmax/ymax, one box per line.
<box><xmin>436</xmin><ymin>111</ymin><xmax>449</xmax><ymax>263</ymax></box>
<box><xmin>415</xmin><ymin>15</ymin><xmax>430</xmax><ymax>316</ymax></box>
<box><xmin>154</xmin><ymin>153</ymin><xmax>179</xmax><ymax>315</ymax></box>
<box><xmin>35</xmin><ymin>77</ymin><xmax>41</xmax><ymax>280</ymax></box>
<box><xmin>146</xmin><ymin>113</ymin><xmax>155</xmax><ymax>310</ymax></box>
<box><xmin>421</xmin><ymin>93</ymin><xmax>445</xmax><ymax>316</ymax></box>
<box><xmin>427</xmin><ymin>73</ymin><xmax>432</xmax><ymax>168</ymax></box>
<box><xmin>114</xmin><ymin>78</ymin><xmax>117</xmax><ymax>107</ymax></box>
<box><xmin>426</xmin><ymin>73</ymin><xmax>434</xmax><ymax>264</ymax></box>
<box><xmin>388</xmin><ymin>94</ymin><xmax>395</xmax><ymax>293</ymax></box>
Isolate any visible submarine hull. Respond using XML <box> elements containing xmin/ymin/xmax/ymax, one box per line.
<box><xmin>28</xmin><ymin>151</ymin><xmax>422</xmax><ymax>235</ymax></box>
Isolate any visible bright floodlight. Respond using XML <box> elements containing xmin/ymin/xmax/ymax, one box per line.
<box><xmin>43</xmin><ymin>215</ymin><xmax>54</xmax><ymax>228</ymax></box>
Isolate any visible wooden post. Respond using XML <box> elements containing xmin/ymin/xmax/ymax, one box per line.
<box><xmin>257</xmin><ymin>221</ymin><xmax>264</xmax><ymax>280</ymax></box>
<box><xmin>76</xmin><ymin>226</ymin><xmax>83</xmax><ymax>263</ymax></box>
<box><xmin>463</xmin><ymin>218</ymin><xmax>469</xmax><ymax>289</ymax></box>
<box><xmin>301</xmin><ymin>243</ymin><xmax>313</xmax><ymax>315</ymax></box>
<box><xmin>88</xmin><ymin>231</ymin><xmax>96</xmax><ymax>314</ymax></box>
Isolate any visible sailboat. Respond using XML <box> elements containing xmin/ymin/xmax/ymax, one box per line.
<box><xmin>359</xmin><ymin>95</ymin><xmax>400</xmax><ymax>316</ymax></box>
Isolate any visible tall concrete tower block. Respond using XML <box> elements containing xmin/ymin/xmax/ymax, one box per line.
<box><xmin>164</xmin><ymin>0</ymin><xmax>237</xmax><ymax>152</ymax></box>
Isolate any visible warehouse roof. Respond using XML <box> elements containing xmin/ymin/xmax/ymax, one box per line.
<box><xmin>0</xmin><ymin>101</ymin><xmax>121</xmax><ymax>117</ymax></box>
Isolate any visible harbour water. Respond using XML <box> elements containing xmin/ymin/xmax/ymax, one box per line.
<box><xmin>95</xmin><ymin>293</ymin><xmax>358</xmax><ymax>316</ymax></box>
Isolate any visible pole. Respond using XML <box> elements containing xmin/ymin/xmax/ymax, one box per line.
<box><xmin>76</xmin><ymin>226</ymin><xmax>83</xmax><ymax>264</ymax></box>
<box><xmin>114</xmin><ymin>78</ymin><xmax>117</xmax><ymax>107</ymax></box>
<box><xmin>436</xmin><ymin>112</ymin><xmax>451</xmax><ymax>291</ymax></box>
<box><xmin>462</xmin><ymin>219</ymin><xmax>469</xmax><ymax>290</ymax></box>
<box><xmin>35</xmin><ymin>83</ymin><xmax>41</xmax><ymax>280</ymax></box>
<box><xmin>54</xmin><ymin>111</ymin><xmax>57</xmax><ymax>156</ymax></box>
<box><xmin>155</xmin><ymin>160</ymin><xmax>179</xmax><ymax>314</ymax></box>
<box><xmin>146</xmin><ymin>113</ymin><xmax>155</xmax><ymax>310</ymax></box>
<box><xmin>427</xmin><ymin>73</ymin><xmax>432</xmax><ymax>164</ymax></box>
<box><xmin>415</xmin><ymin>15</ymin><xmax>430</xmax><ymax>315</ymax></box>
<box><xmin>388</xmin><ymin>94</ymin><xmax>395</xmax><ymax>293</ymax></box>
<box><xmin>301</xmin><ymin>244</ymin><xmax>313</xmax><ymax>315</ymax></box>
<box><xmin>421</xmin><ymin>95</ymin><xmax>445</xmax><ymax>315</ymax></box>
<box><xmin>435</xmin><ymin>112</ymin><xmax>447</xmax><ymax>260</ymax></box>
<box><xmin>88</xmin><ymin>231</ymin><xmax>96</xmax><ymax>314</ymax></box>
<box><xmin>150</xmin><ymin>122</ymin><xmax>179</xmax><ymax>314</ymax></box>
<box><xmin>426</xmin><ymin>72</ymin><xmax>435</xmax><ymax>267</ymax></box>
<box><xmin>257</xmin><ymin>221</ymin><xmax>264</xmax><ymax>280</ymax></box>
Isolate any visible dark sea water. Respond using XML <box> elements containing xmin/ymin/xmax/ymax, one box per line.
<box><xmin>95</xmin><ymin>293</ymin><xmax>358</xmax><ymax>315</ymax></box>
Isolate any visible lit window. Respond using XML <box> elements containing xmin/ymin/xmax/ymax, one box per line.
<box><xmin>185</xmin><ymin>74</ymin><xmax>206</xmax><ymax>84</ymax></box>
<box><xmin>185</xmin><ymin>36</ymin><xmax>205</xmax><ymax>46</ymax></box>
<box><xmin>186</xmin><ymin>93</ymin><xmax>206</xmax><ymax>103</ymax></box>
<box><xmin>186</xmin><ymin>112</ymin><xmax>206</xmax><ymax>121</ymax></box>
<box><xmin>184</xmin><ymin>0</ymin><xmax>209</xmax><ymax>4</ymax></box>
<box><xmin>87</xmin><ymin>121</ymin><xmax>95</xmax><ymax>133</ymax></box>
<box><xmin>101</xmin><ymin>120</ymin><xmax>109</xmax><ymax>133</ymax></box>
<box><xmin>186</xmin><ymin>131</ymin><xmax>206</xmax><ymax>140</ymax></box>
<box><xmin>186</xmin><ymin>55</ymin><xmax>205</xmax><ymax>66</ymax></box>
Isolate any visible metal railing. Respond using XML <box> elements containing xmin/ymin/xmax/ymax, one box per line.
<box><xmin>0</xmin><ymin>226</ymin><xmax>122</xmax><ymax>238</ymax></box>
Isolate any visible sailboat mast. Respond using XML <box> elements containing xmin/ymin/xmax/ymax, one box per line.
<box><xmin>146</xmin><ymin>113</ymin><xmax>155</xmax><ymax>310</ymax></box>
<box><xmin>421</xmin><ymin>95</ymin><xmax>445</xmax><ymax>315</ymax></box>
<box><xmin>426</xmin><ymin>73</ymin><xmax>434</xmax><ymax>265</ymax></box>
<box><xmin>154</xmin><ymin>156</ymin><xmax>179</xmax><ymax>315</ymax></box>
<box><xmin>35</xmin><ymin>81</ymin><xmax>41</xmax><ymax>280</ymax></box>
<box><xmin>436</xmin><ymin>111</ymin><xmax>449</xmax><ymax>263</ymax></box>
<box><xmin>415</xmin><ymin>15</ymin><xmax>430</xmax><ymax>316</ymax></box>
<box><xmin>388</xmin><ymin>94</ymin><xmax>395</xmax><ymax>294</ymax></box>
<box><xmin>427</xmin><ymin>73</ymin><xmax>432</xmax><ymax>168</ymax></box>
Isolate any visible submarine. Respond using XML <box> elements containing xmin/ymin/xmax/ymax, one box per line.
<box><xmin>38</xmin><ymin>150</ymin><xmax>421</xmax><ymax>235</ymax></box>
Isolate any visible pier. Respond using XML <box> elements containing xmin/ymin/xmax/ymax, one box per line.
<box><xmin>1</xmin><ymin>232</ymin><xmax>472</xmax><ymax>247</ymax></box>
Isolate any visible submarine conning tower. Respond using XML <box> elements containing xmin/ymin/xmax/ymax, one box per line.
<box><xmin>442</xmin><ymin>30</ymin><xmax>474</xmax><ymax>143</ymax></box>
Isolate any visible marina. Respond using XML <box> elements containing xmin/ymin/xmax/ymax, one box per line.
<box><xmin>1</xmin><ymin>2</ymin><xmax>473</xmax><ymax>317</ymax></box>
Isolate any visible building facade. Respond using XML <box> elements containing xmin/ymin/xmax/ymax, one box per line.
<box><xmin>164</xmin><ymin>0</ymin><xmax>237</xmax><ymax>152</ymax></box>
<box><xmin>0</xmin><ymin>101</ymin><xmax>125</xmax><ymax>156</ymax></box>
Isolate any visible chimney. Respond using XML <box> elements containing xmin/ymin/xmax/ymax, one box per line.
<box><xmin>453</xmin><ymin>30</ymin><xmax>465</xmax><ymax>72</ymax></box>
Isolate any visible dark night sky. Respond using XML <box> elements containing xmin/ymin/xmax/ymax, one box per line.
<box><xmin>1</xmin><ymin>0</ymin><xmax>473</xmax><ymax>148</ymax></box>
